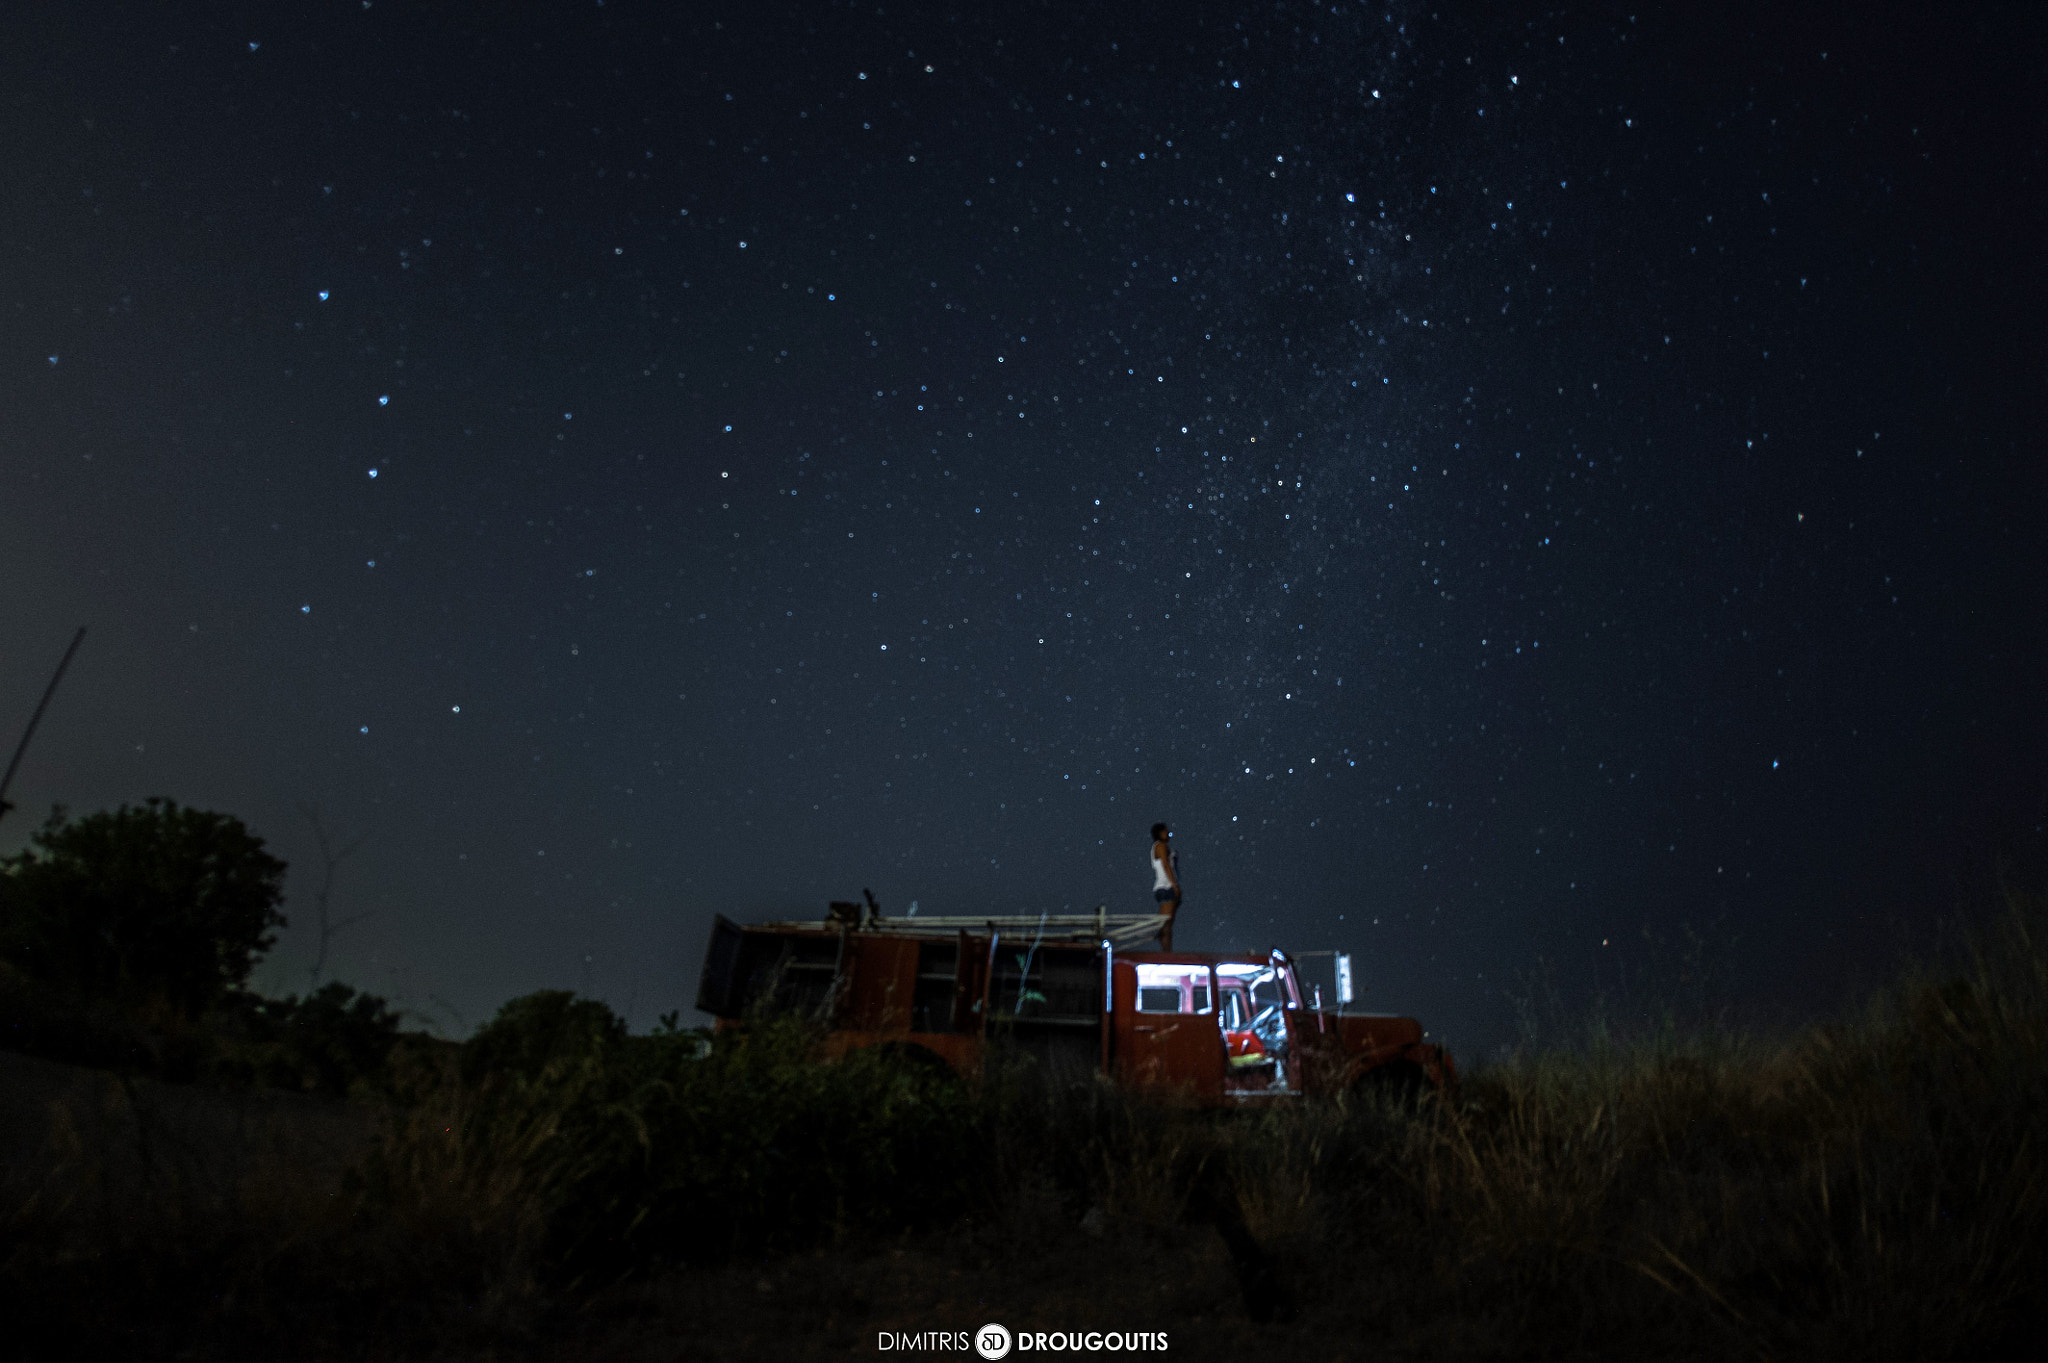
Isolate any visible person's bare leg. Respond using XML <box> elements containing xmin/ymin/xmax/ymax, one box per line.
<box><xmin>1158</xmin><ymin>897</ymin><xmax>1178</xmax><ymax>950</ymax></box>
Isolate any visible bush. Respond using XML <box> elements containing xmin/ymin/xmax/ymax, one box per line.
<box><xmin>211</xmin><ymin>982</ymin><xmax>403</xmax><ymax>1097</ymax></box>
<box><xmin>277</xmin><ymin>981</ymin><xmax>403</xmax><ymax>1095</ymax></box>
<box><xmin>387</xmin><ymin>996</ymin><xmax>981</xmax><ymax>1283</ymax></box>
<box><xmin>462</xmin><ymin>988</ymin><xmax>626</xmax><ymax>1085</ymax></box>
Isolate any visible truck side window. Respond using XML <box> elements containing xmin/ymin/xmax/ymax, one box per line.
<box><xmin>1135</xmin><ymin>963</ymin><xmax>1213</xmax><ymax>1013</ymax></box>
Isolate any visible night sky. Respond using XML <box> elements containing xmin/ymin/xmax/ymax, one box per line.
<box><xmin>4</xmin><ymin>1</ymin><xmax>2043</xmax><ymax>1055</ymax></box>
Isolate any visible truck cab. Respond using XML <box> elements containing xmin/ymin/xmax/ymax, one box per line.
<box><xmin>1115</xmin><ymin>950</ymin><xmax>1447</xmax><ymax>1101</ymax></box>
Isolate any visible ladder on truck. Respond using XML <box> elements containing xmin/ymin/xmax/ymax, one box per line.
<box><xmin>760</xmin><ymin>907</ymin><xmax>1167</xmax><ymax>950</ymax></box>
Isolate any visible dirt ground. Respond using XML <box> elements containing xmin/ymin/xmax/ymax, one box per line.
<box><xmin>0</xmin><ymin>1046</ymin><xmax>373</xmax><ymax>1224</ymax></box>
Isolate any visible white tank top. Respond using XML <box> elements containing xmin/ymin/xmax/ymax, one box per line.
<box><xmin>1152</xmin><ymin>844</ymin><xmax>1175</xmax><ymax>891</ymax></box>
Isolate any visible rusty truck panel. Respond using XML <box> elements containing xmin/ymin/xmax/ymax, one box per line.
<box><xmin>696</xmin><ymin>909</ymin><xmax>1450</xmax><ymax>1105</ymax></box>
<box><xmin>1110</xmin><ymin>954</ymin><xmax>1226</xmax><ymax>1103</ymax></box>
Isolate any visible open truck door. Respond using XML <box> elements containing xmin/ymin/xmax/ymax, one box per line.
<box><xmin>1214</xmin><ymin>953</ymin><xmax>1305</xmax><ymax>1095</ymax></box>
<box><xmin>1111</xmin><ymin>956</ymin><xmax>1225</xmax><ymax>1103</ymax></box>
<box><xmin>696</xmin><ymin>915</ymin><xmax>749</xmax><ymax>1017</ymax></box>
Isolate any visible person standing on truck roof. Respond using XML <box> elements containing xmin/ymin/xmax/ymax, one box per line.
<box><xmin>1150</xmin><ymin>822</ymin><xmax>1181</xmax><ymax>949</ymax></box>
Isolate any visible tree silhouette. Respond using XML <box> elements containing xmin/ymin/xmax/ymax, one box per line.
<box><xmin>0</xmin><ymin>799</ymin><xmax>287</xmax><ymax>1020</ymax></box>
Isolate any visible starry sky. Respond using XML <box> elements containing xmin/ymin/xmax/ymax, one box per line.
<box><xmin>4</xmin><ymin>0</ymin><xmax>2044</xmax><ymax>1053</ymax></box>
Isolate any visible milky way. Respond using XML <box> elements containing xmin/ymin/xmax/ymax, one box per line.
<box><xmin>4</xmin><ymin>1</ymin><xmax>2042</xmax><ymax>1051</ymax></box>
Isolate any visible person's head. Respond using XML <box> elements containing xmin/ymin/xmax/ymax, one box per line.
<box><xmin>1151</xmin><ymin>822</ymin><xmax>1170</xmax><ymax>842</ymax></box>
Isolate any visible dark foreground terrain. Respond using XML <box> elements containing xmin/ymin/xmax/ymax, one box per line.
<box><xmin>5</xmin><ymin>901</ymin><xmax>2045</xmax><ymax>1362</ymax></box>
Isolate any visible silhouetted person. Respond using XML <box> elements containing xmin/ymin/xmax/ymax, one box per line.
<box><xmin>1151</xmin><ymin>821</ymin><xmax>1181</xmax><ymax>949</ymax></box>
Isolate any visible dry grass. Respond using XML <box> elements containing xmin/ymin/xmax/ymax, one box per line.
<box><xmin>3</xmin><ymin>896</ymin><xmax>2044</xmax><ymax>1360</ymax></box>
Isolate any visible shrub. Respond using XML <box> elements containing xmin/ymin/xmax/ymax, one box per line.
<box><xmin>212</xmin><ymin>982</ymin><xmax>404</xmax><ymax>1097</ymax></box>
<box><xmin>462</xmin><ymin>988</ymin><xmax>626</xmax><ymax>1085</ymax></box>
<box><xmin>368</xmin><ymin>997</ymin><xmax>983</xmax><ymax>1284</ymax></box>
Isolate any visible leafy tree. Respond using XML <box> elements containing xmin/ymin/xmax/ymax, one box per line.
<box><xmin>0</xmin><ymin>799</ymin><xmax>287</xmax><ymax>1020</ymax></box>
<box><xmin>283</xmin><ymin>981</ymin><xmax>402</xmax><ymax>1093</ymax></box>
<box><xmin>230</xmin><ymin>981</ymin><xmax>403</xmax><ymax>1096</ymax></box>
<box><xmin>463</xmin><ymin>989</ymin><xmax>625</xmax><ymax>1084</ymax></box>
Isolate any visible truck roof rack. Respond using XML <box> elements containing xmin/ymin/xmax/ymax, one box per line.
<box><xmin>756</xmin><ymin>909</ymin><xmax>1168</xmax><ymax>949</ymax></box>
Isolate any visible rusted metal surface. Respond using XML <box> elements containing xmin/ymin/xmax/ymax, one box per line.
<box><xmin>699</xmin><ymin>909</ymin><xmax>1451</xmax><ymax>1106</ymax></box>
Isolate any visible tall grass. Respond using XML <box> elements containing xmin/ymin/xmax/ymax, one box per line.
<box><xmin>1194</xmin><ymin>893</ymin><xmax>2047</xmax><ymax>1357</ymax></box>
<box><xmin>4</xmin><ymin>897</ymin><xmax>2043</xmax><ymax>1359</ymax></box>
<box><xmin>373</xmin><ymin>1007</ymin><xmax>981</xmax><ymax>1280</ymax></box>
<box><xmin>966</xmin><ymin>895</ymin><xmax>2048</xmax><ymax>1356</ymax></box>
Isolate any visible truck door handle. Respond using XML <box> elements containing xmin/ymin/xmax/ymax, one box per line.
<box><xmin>1134</xmin><ymin>1025</ymin><xmax>1158</xmax><ymax>1033</ymax></box>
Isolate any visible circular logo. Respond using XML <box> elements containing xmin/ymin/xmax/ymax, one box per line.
<box><xmin>973</xmin><ymin>1323</ymin><xmax>1012</xmax><ymax>1360</ymax></box>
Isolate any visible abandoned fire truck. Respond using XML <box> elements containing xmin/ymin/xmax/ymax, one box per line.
<box><xmin>695</xmin><ymin>899</ymin><xmax>1453</xmax><ymax>1103</ymax></box>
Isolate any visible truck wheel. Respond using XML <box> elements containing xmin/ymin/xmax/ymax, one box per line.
<box><xmin>1351</xmin><ymin>1060</ymin><xmax>1427</xmax><ymax>1112</ymax></box>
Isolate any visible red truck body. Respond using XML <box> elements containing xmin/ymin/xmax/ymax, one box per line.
<box><xmin>696</xmin><ymin>907</ymin><xmax>1452</xmax><ymax>1103</ymax></box>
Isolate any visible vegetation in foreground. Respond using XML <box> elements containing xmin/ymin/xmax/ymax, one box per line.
<box><xmin>3</xmin><ymin>802</ymin><xmax>2044</xmax><ymax>1360</ymax></box>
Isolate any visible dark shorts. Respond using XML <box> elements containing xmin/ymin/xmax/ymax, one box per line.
<box><xmin>1154</xmin><ymin>888</ymin><xmax>1179</xmax><ymax>904</ymax></box>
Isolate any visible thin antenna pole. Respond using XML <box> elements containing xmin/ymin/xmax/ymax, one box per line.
<box><xmin>0</xmin><ymin>627</ymin><xmax>87</xmax><ymax>820</ymax></box>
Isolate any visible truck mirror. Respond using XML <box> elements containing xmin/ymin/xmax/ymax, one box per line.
<box><xmin>1335</xmin><ymin>953</ymin><xmax>1354</xmax><ymax>1005</ymax></box>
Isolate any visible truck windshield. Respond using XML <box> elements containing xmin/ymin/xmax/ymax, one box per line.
<box><xmin>1215</xmin><ymin>960</ymin><xmax>1300</xmax><ymax>1008</ymax></box>
<box><xmin>1216</xmin><ymin>962</ymin><xmax>1282</xmax><ymax>997</ymax></box>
